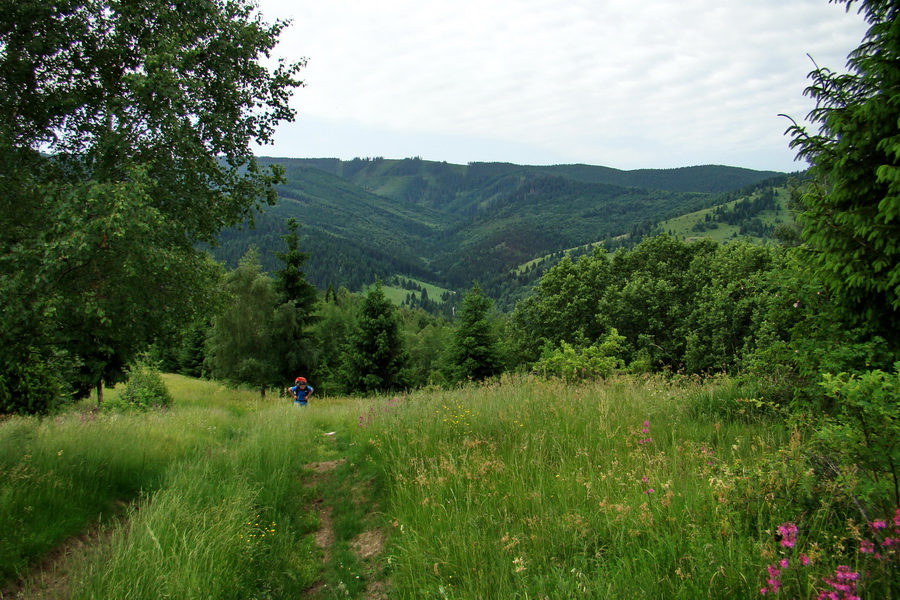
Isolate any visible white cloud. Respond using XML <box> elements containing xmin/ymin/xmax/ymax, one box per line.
<box><xmin>254</xmin><ymin>0</ymin><xmax>870</xmax><ymax>171</ymax></box>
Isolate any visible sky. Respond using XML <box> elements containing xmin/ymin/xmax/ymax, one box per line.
<box><xmin>251</xmin><ymin>0</ymin><xmax>870</xmax><ymax>173</ymax></box>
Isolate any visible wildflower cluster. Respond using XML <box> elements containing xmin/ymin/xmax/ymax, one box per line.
<box><xmin>859</xmin><ymin>509</ymin><xmax>900</xmax><ymax>561</ymax></box>
<box><xmin>637</xmin><ymin>420</ymin><xmax>652</xmax><ymax>445</ymax></box>
<box><xmin>358</xmin><ymin>396</ymin><xmax>404</xmax><ymax>428</ymax></box>
<box><xmin>441</xmin><ymin>404</ymin><xmax>476</xmax><ymax>430</ymax></box>
<box><xmin>818</xmin><ymin>565</ymin><xmax>859</xmax><ymax>600</ymax></box>
<box><xmin>777</xmin><ymin>522</ymin><xmax>798</xmax><ymax>548</ymax></box>
<box><xmin>760</xmin><ymin>521</ymin><xmax>813</xmax><ymax>596</ymax></box>
<box><xmin>240</xmin><ymin>516</ymin><xmax>276</xmax><ymax>546</ymax></box>
<box><xmin>698</xmin><ymin>444</ymin><xmax>716</xmax><ymax>466</ymax></box>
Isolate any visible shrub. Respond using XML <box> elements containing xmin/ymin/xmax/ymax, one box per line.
<box><xmin>816</xmin><ymin>365</ymin><xmax>900</xmax><ymax>508</ymax></box>
<box><xmin>533</xmin><ymin>329</ymin><xmax>626</xmax><ymax>382</ymax></box>
<box><xmin>109</xmin><ymin>359</ymin><xmax>173</xmax><ymax>412</ymax></box>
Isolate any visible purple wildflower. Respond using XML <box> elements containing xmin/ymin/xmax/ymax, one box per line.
<box><xmin>870</xmin><ymin>519</ymin><xmax>888</xmax><ymax>531</ymax></box>
<box><xmin>777</xmin><ymin>522</ymin><xmax>798</xmax><ymax>548</ymax></box>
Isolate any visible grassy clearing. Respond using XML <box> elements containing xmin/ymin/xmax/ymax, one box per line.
<box><xmin>374</xmin><ymin>278</ymin><xmax>453</xmax><ymax>307</ymax></box>
<box><xmin>658</xmin><ymin>189</ymin><xmax>790</xmax><ymax>244</ymax></box>
<box><xmin>3</xmin><ymin>373</ymin><xmax>895</xmax><ymax>599</ymax></box>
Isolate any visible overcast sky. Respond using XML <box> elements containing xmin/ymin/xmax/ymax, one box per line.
<box><xmin>251</xmin><ymin>0</ymin><xmax>869</xmax><ymax>172</ymax></box>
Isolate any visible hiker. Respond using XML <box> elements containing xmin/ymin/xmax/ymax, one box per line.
<box><xmin>289</xmin><ymin>377</ymin><xmax>314</xmax><ymax>406</ymax></box>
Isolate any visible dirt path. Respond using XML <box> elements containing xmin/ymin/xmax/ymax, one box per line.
<box><xmin>3</xmin><ymin>457</ymin><xmax>389</xmax><ymax>600</ymax></box>
<box><xmin>302</xmin><ymin>459</ymin><xmax>389</xmax><ymax>600</ymax></box>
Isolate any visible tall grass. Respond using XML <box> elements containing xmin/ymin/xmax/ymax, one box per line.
<box><xmin>72</xmin><ymin>406</ymin><xmax>321</xmax><ymax>599</ymax></box>
<box><xmin>0</xmin><ymin>375</ymin><xmax>341</xmax><ymax>592</ymax></box>
<box><xmin>362</xmin><ymin>375</ymin><xmax>789</xmax><ymax>599</ymax></box>
<box><xmin>0</xmin><ymin>401</ymin><xmax>234</xmax><ymax>581</ymax></box>
<box><xmin>6</xmin><ymin>373</ymin><xmax>896</xmax><ymax>599</ymax></box>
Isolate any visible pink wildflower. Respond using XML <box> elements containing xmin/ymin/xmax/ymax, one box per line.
<box><xmin>763</xmin><ymin>564</ymin><xmax>782</xmax><ymax>594</ymax></box>
<box><xmin>870</xmin><ymin>519</ymin><xmax>887</xmax><ymax>531</ymax></box>
<box><xmin>643</xmin><ymin>488</ymin><xmax>655</xmax><ymax>495</ymax></box>
<box><xmin>800</xmin><ymin>554</ymin><xmax>811</xmax><ymax>566</ymax></box>
<box><xmin>779</xmin><ymin>558</ymin><xmax>789</xmax><ymax>569</ymax></box>
<box><xmin>894</xmin><ymin>508</ymin><xmax>900</xmax><ymax>528</ymax></box>
<box><xmin>777</xmin><ymin>522</ymin><xmax>798</xmax><ymax>548</ymax></box>
<box><xmin>819</xmin><ymin>565</ymin><xmax>860</xmax><ymax>600</ymax></box>
<box><xmin>860</xmin><ymin>539</ymin><xmax>875</xmax><ymax>554</ymax></box>
<box><xmin>835</xmin><ymin>566</ymin><xmax>859</xmax><ymax>582</ymax></box>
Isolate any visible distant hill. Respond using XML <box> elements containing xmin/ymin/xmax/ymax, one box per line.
<box><xmin>212</xmin><ymin>157</ymin><xmax>791</xmax><ymax>309</ymax></box>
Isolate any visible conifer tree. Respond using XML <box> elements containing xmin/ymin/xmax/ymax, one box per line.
<box><xmin>450</xmin><ymin>283</ymin><xmax>502</xmax><ymax>381</ymax></box>
<box><xmin>341</xmin><ymin>281</ymin><xmax>409</xmax><ymax>394</ymax></box>
<box><xmin>273</xmin><ymin>218</ymin><xmax>319</xmax><ymax>381</ymax></box>
<box><xmin>784</xmin><ymin>0</ymin><xmax>900</xmax><ymax>344</ymax></box>
<box><xmin>275</xmin><ymin>218</ymin><xmax>319</xmax><ymax>317</ymax></box>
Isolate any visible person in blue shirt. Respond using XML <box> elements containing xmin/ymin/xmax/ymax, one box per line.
<box><xmin>290</xmin><ymin>377</ymin><xmax>314</xmax><ymax>406</ymax></box>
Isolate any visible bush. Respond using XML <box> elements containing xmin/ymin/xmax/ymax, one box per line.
<box><xmin>533</xmin><ymin>329</ymin><xmax>626</xmax><ymax>382</ymax></box>
<box><xmin>816</xmin><ymin>365</ymin><xmax>900</xmax><ymax>508</ymax></box>
<box><xmin>107</xmin><ymin>359</ymin><xmax>173</xmax><ymax>412</ymax></box>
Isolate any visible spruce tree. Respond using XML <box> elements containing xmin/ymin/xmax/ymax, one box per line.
<box><xmin>341</xmin><ymin>281</ymin><xmax>409</xmax><ymax>394</ymax></box>
<box><xmin>273</xmin><ymin>218</ymin><xmax>319</xmax><ymax>381</ymax></box>
<box><xmin>784</xmin><ymin>0</ymin><xmax>900</xmax><ymax>344</ymax></box>
<box><xmin>450</xmin><ymin>283</ymin><xmax>502</xmax><ymax>381</ymax></box>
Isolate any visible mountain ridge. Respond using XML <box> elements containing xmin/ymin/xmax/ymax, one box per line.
<box><xmin>213</xmin><ymin>156</ymin><xmax>791</xmax><ymax>307</ymax></box>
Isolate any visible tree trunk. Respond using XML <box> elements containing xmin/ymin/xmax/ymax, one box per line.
<box><xmin>97</xmin><ymin>381</ymin><xmax>104</xmax><ymax>405</ymax></box>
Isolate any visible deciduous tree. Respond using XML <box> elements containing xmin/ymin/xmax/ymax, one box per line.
<box><xmin>0</xmin><ymin>0</ymin><xmax>303</xmax><ymax>410</ymax></box>
<box><xmin>205</xmin><ymin>249</ymin><xmax>280</xmax><ymax>395</ymax></box>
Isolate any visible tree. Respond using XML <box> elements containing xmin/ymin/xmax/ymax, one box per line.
<box><xmin>0</xmin><ymin>0</ymin><xmax>303</xmax><ymax>411</ymax></box>
<box><xmin>510</xmin><ymin>250</ymin><xmax>612</xmax><ymax>364</ymax></box>
<box><xmin>341</xmin><ymin>281</ymin><xmax>409</xmax><ymax>395</ymax></box>
<box><xmin>275</xmin><ymin>218</ymin><xmax>319</xmax><ymax>314</ymax></box>
<box><xmin>273</xmin><ymin>218</ymin><xmax>319</xmax><ymax>381</ymax></box>
<box><xmin>783</xmin><ymin>0</ymin><xmax>900</xmax><ymax>345</ymax></box>
<box><xmin>450</xmin><ymin>283</ymin><xmax>502</xmax><ymax>381</ymax></box>
<box><xmin>205</xmin><ymin>249</ymin><xmax>280</xmax><ymax>396</ymax></box>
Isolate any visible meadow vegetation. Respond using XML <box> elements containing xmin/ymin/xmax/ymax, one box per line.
<box><xmin>3</xmin><ymin>374</ymin><xmax>899</xmax><ymax>599</ymax></box>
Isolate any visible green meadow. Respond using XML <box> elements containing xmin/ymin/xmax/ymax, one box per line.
<box><xmin>1</xmin><ymin>374</ymin><xmax>895</xmax><ymax>599</ymax></box>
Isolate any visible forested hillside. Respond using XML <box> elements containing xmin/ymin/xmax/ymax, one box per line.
<box><xmin>214</xmin><ymin>157</ymin><xmax>789</xmax><ymax>306</ymax></box>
